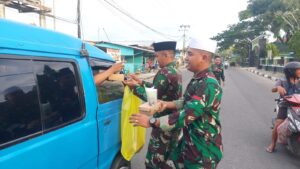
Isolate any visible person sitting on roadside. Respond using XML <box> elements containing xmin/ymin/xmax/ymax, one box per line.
<box><xmin>266</xmin><ymin>62</ymin><xmax>300</xmax><ymax>153</ymax></box>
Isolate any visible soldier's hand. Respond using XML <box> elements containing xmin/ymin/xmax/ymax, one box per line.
<box><xmin>277</xmin><ymin>86</ymin><xmax>286</xmax><ymax>96</ymax></box>
<box><xmin>123</xmin><ymin>79</ymin><xmax>139</xmax><ymax>88</ymax></box>
<box><xmin>129</xmin><ymin>74</ymin><xmax>143</xmax><ymax>85</ymax></box>
<box><xmin>129</xmin><ymin>114</ymin><xmax>150</xmax><ymax>128</ymax></box>
<box><xmin>157</xmin><ymin>100</ymin><xmax>167</xmax><ymax>112</ymax></box>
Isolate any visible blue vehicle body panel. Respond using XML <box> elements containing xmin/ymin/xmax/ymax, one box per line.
<box><xmin>97</xmin><ymin>99</ymin><xmax>122</xmax><ymax>169</ymax></box>
<box><xmin>0</xmin><ymin>19</ymin><xmax>113</xmax><ymax>61</ymax></box>
<box><xmin>0</xmin><ymin>19</ymin><xmax>123</xmax><ymax>169</ymax></box>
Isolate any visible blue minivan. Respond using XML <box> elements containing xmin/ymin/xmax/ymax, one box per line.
<box><xmin>0</xmin><ymin>19</ymin><xmax>130</xmax><ymax>169</ymax></box>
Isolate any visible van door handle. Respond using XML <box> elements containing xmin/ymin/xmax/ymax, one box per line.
<box><xmin>104</xmin><ymin>119</ymin><xmax>111</xmax><ymax>126</ymax></box>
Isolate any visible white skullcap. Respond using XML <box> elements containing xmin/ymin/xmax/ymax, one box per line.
<box><xmin>188</xmin><ymin>38</ymin><xmax>216</xmax><ymax>54</ymax></box>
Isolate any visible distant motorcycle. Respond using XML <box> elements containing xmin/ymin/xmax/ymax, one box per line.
<box><xmin>272</xmin><ymin>94</ymin><xmax>300</xmax><ymax>157</ymax></box>
<box><xmin>224</xmin><ymin>61</ymin><xmax>229</xmax><ymax>69</ymax></box>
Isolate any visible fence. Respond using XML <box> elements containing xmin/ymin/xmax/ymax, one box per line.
<box><xmin>259</xmin><ymin>57</ymin><xmax>294</xmax><ymax>73</ymax></box>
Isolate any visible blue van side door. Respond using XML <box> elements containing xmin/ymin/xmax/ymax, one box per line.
<box><xmin>89</xmin><ymin>59</ymin><xmax>124</xmax><ymax>169</ymax></box>
<box><xmin>0</xmin><ymin>55</ymin><xmax>99</xmax><ymax>169</ymax></box>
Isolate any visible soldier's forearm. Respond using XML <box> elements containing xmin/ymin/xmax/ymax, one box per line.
<box><xmin>133</xmin><ymin>85</ymin><xmax>148</xmax><ymax>101</ymax></box>
<box><xmin>165</xmin><ymin>101</ymin><xmax>177</xmax><ymax>109</ymax></box>
<box><xmin>143</xmin><ymin>81</ymin><xmax>153</xmax><ymax>88</ymax></box>
<box><xmin>173</xmin><ymin>99</ymin><xmax>184</xmax><ymax>110</ymax></box>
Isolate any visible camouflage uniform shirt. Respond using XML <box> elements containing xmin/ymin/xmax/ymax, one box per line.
<box><xmin>211</xmin><ymin>64</ymin><xmax>225</xmax><ymax>84</ymax></box>
<box><xmin>159</xmin><ymin>69</ymin><xmax>223</xmax><ymax>169</ymax></box>
<box><xmin>133</xmin><ymin>61</ymin><xmax>182</xmax><ymax>169</ymax></box>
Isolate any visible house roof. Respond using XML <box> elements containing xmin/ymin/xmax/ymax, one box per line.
<box><xmin>94</xmin><ymin>41</ymin><xmax>154</xmax><ymax>53</ymax></box>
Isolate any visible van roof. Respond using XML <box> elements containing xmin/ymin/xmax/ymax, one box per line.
<box><xmin>0</xmin><ymin>19</ymin><xmax>113</xmax><ymax>62</ymax></box>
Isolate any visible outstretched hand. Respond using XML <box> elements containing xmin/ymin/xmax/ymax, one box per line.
<box><xmin>129</xmin><ymin>114</ymin><xmax>150</xmax><ymax>128</ymax></box>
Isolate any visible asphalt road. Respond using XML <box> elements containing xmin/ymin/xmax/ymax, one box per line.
<box><xmin>131</xmin><ymin>67</ymin><xmax>300</xmax><ymax>169</ymax></box>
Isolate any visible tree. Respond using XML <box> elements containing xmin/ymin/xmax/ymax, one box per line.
<box><xmin>239</xmin><ymin>0</ymin><xmax>300</xmax><ymax>41</ymax></box>
<box><xmin>288</xmin><ymin>30</ymin><xmax>300</xmax><ymax>57</ymax></box>
<box><xmin>266</xmin><ymin>43</ymin><xmax>280</xmax><ymax>57</ymax></box>
<box><xmin>213</xmin><ymin>0</ymin><xmax>300</xmax><ymax>59</ymax></box>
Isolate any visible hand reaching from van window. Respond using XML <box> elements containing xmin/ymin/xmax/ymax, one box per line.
<box><xmin>110</xmin><ymin>62</ymin><xmax>124</xmax><ymax>73</ymax></box>
<box><xmin>94</xmin><ymin>62</ymin><xmax>124</xmax><ymax>85</ymax></box>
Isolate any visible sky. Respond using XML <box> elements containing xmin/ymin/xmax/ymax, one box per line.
<box><xmin>3</xmin><ymin>0</ymin><xmax>249</xmax><ymax>48</ymax></box>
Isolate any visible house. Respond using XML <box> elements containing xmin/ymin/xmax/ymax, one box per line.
<box><xmin>93</xmin><ymin>41</ymin><xmax>155</xmax><ymax>73</ymax></box>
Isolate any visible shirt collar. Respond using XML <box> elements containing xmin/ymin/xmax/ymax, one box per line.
<box><xmin>193</xmin><ymin>69</ymin><xmax>210</xmax><ymax>80</ymax></box>
<box><xmin>166</xmin><ymin>61</ymin><xmax>176</xmax><ymax>68</ymax></box>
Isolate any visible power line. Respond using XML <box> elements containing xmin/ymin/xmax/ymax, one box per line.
<box><xmin>43</xmin><ymin>13</ymin><xmax>77</xmax><ymax>24</ymax></box>
<box><xmin>100</xmin><ymin>0</ymin><xmax>177</xmax><ymax>40</ymax></box>
<box><xmin>103</xmin><ymin>28</ymin><xmax>110</xmax><ymax>41</ymax></box>
<box><xmin>96</xmin><ymin>0</ymin><xmax>154</xmax><ymax>40</ymax></box>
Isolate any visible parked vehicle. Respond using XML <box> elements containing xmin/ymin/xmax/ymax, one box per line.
<box><xmin>0</xmin><ymin>19</ymin><xmax>129</xmax><ymax>169</ymax></box>
<box><xmin>272</xmin><ymin>94</ymin><xmax>300</xmax><ymax>157</ymax></box>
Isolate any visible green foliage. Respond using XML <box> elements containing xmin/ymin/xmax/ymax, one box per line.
<box><xmin>288</xmin><ymin>30</ymin><xmax>300</xmax><ymax>57</ymax></box>
<box><xmin>266</xmin><ymin>43</ymin><xmax>280</xmax><ymax>57</ymax></box>
<box><xmin>213</xmin><ymin>0</ymin><xmax>300</xmax><ymax>59</ymax></box>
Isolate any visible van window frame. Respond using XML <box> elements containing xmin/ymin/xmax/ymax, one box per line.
<box><xmin>89</xmin><ymin>57</ymin><xmax>124</xmax><ymax>103</ymax></box>
<box><xmin>0</xmin><ymin>54</ymin><xmax>86</xmax><ymax>149</ymax></box>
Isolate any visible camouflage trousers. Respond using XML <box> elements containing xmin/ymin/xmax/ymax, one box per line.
<box><xmin>145</xmin><ymin>127</ymin><xmax>180</xmax><ymax>169</ymax></box>
<box><xmin>161</xmin><ymin>159</ymin><xmax>219</xmax><ymax>169</ymax></box>
<box><xmin>160</xmin><ymin>142</ymin><xmax>219</xmax><ymax>169</ymax></box>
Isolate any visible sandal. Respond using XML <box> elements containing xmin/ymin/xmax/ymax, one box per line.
<box><xmin>265</xmin><ymin>146</ymin><xmax>276</xmax><ymax>153</ymax></box>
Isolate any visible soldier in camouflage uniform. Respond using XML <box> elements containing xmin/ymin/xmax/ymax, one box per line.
<box><xmin>130</xmin><ymin>38</ymin><xmax>223</xmax><ymax>169</ymax></box>
<box><xmin>124</xmin><ymin>41</ymin><xmax>182</xmax><ymax>169</ymax></box>
<box><xmin>211</xmin><ymin>56</ymin><xmax>225</xmax><ymax>86</ymax></box>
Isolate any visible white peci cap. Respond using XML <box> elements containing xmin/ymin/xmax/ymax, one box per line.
<box><xmin>188</xmin><ymin>38</ymin><xmax>217</xmax><ymax>54</ymax></box>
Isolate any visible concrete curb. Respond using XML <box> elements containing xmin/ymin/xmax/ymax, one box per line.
<box><xmin>245</xmin><ymin>68</ymin><xmax>278</xmax><ymax>81</ymax></box>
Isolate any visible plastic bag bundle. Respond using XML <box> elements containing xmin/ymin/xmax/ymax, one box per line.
<box><xmin>121</xmin><ymin>86</ymin><xmax>146</xmax><ymax>161</ymax></box>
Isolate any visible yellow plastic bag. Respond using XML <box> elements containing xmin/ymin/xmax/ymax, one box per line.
<box><xmin>121</xmin><ymin>86</ymin><xmax>146</xmax><ymax>161</ymax></box>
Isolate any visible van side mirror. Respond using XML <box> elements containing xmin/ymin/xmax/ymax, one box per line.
<box><xmin>80</xmin><ymin>43</ymin><xmax>89</xmax><ymax>57</ymax></box>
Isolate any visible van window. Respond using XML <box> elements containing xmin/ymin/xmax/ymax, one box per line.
<box><xmin>34</xmin><ymin>61</ymin><xmax>83</xmax><ymax>130</ymax></box>
<box><xmin>0</xmin><ymin>59</ymin><xmax>42</xmax><ymax>146</ymax></box>
<box><xmin>90</xmin><ymin>59</ymin><xmax>124</xmax><ymax>103</ymax></box>
<box><xmin>0</xmin><ymin>57</ymin><xmax>84</xmax><ymax>148</ymax></box>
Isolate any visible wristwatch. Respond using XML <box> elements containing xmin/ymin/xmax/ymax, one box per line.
<box><xmin>149</xmin><ymin>117</ymin><xmax>157</xmax><ymax>128</ymax></box>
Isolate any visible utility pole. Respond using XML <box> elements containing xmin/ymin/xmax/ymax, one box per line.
<box><xmin>39</xmin><ymin>0</ymin><xmax>46</xmax><ymax>27</ymax></box>
<box><xmin>0</xmin><ymin>3</ymin><xmax>5</xmax><ymax>18</ymax></box>
<box><xmin>53</xmin><ymin>0</ymin><xmax>56</xmax><ymax>30</ymax></box>
<box><xmin>179</xmin><ymin>25</ymin><xmax>190</xmax><ymax>64</ymax></box>
<box><xmin>77</xmin><ymin>0</ymin><xmax>81</xmax><ymax>39</ymax></box>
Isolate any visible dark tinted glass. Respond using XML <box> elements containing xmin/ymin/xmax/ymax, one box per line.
<box><xmin>34</xmin><ymin>61</ymin><xmax>82</xmax><ymax>130</ymax></box>
<box><xmin>90</xmin><ymin>59</ymin><xmax>124</xmax><ymax>103</ymax></box>
<box><xmin>0</xmin><ymin>59</ymin><xmax>32</xmax><ymax>76</ymax></box>
<box><xmin>0</xmin><ymin>59</ymin><xmax>42</xmax><ymax>146</ymax></box>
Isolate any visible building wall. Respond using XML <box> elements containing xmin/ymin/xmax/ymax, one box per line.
<box><xmin>96</xmin><ymin>42</ymin><xmax>154</xmax><ymax>73</ymax></box>
<box><xmin>96</xmin><ymin>43</ymin><xmax>134</xmax><ymax>58</ymax></box>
